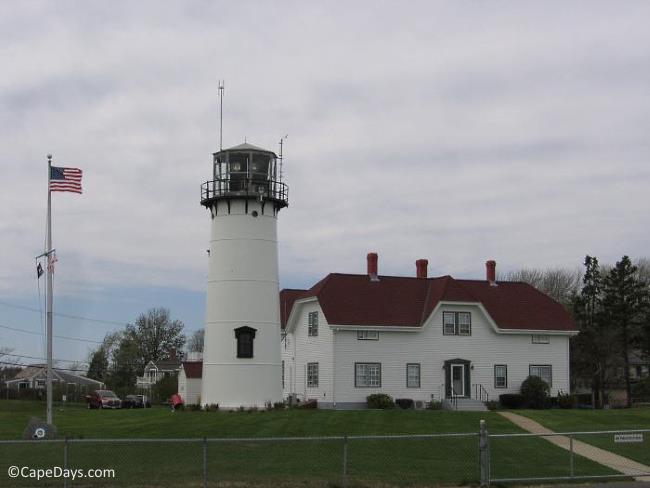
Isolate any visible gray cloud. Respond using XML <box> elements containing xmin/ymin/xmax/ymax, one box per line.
<box><xmin>1</xmin><ymin>1</ymin><xmax>650</xmax><ymax>361</ymax></box>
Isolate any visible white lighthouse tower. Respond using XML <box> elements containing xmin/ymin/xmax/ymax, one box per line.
<box><xmin>200</xmin><ymin>141</ymin><xmax>288</xmax><ymax>408</ymax></box>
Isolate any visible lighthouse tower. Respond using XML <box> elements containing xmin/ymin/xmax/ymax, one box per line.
<box><xmin>200</xmin><ymin>142</ymin><xmax>288</xmax><ymax>408</ymax></box>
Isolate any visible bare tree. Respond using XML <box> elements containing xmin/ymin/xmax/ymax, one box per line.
<box><xmin>500</xmin><ymin>267</ymin><xmax>582</xmax><ymax>307</ymax></box>
<box><xmin>187</xmin><ymin>329</ymin><xmax>204</xmax><ymax>353</ymax></box>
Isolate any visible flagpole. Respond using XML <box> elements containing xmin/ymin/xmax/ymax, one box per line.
<box><xmin>46</xmin><ymin>154</ymin><xmax>53</xmax><ymax>425</ymax></box>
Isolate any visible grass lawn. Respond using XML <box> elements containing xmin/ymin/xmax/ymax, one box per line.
<box><xmin>0</xmin><ymin>400</ymin><xmax>617</xmax><ymax>487</ymax></box>
<box><xmin>514</xmin><ymin>408</ymin><xmax>650</xmax><ymax>467</ymax></box>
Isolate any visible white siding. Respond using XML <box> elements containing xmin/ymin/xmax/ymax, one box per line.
<box><xmin>332</xmin><ymin>303</ymin><xmax>570</xmax><ymax>405</ymax></box>
<box><xmin>178</xmin><ymin>369</ymin><xmax>203</xmax><ymax>405</ymax></box>
<box><xmin>282</xmin><ymin>301</ymin><xmax>334</xmax><ymax>404</ymax></box>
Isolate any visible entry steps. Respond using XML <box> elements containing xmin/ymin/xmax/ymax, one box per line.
<box><xmin>442</xmin><ymin>397</ymin><xmax>488</xmax><ymax>411</ymax></box>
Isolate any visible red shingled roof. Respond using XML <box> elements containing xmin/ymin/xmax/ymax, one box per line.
<box><xmin>182</xmin><ymin>361</ymin><xmax>203</xmax><ymax>379</ymax></box>
<box><xmin>280</xmin><ymin>273</ymin><xmax>575</xmax><ymax>332</ymax></box>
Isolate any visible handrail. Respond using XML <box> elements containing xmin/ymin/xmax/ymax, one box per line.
<box><xmin>473</xmin><ymin>384</ymin><xmax>489</xmax><ymax>403</ymax></box>
<box><xmin>448</xmin><ymin>385</ymin><xmax>459</xmax><ymax>410</ymax></box>
<box><xmin>201</xmin><ymin>178</ymin><xmax>289</xmax><ymax>207</ymax></box>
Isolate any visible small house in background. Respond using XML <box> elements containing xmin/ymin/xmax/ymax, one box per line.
<box><xmin>5</xmin><ymin>364</ymin><xmax>105</xmax><ymax>391</ymax></box>
<box><xmin>178</xmin><ymin>361</ymin><xmax>203</xmax><ymax>405</ymax></box>
<box><xmin>136</xmin><ymin>350</ymin><xmax>182</xmax><ymax>389</ymax></box>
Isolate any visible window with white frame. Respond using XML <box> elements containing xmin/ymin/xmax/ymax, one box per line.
<box><xmin>357</xmin><ymin>330</ymin><xmax>379</xmax><ymax>340</ymax></box>
<box><xmin>406</xmin><ymin>363</ymin><xmax>421</xmax><ymax>388</ymax></box>
<box><xmin>531</xmin><ymin>334</ymin><xmax>550</xmax><ymax>344</ymax></box>
<box><xmin>529</xmin><ymin>365</ymin><xmax>552</xmax><ymax>388</ymax></box>
<box><xmin>307</xmin><ymin>362</ymin><xmax>319</xmax><ymax>388</ymax></box>
<box><xmin>443</xmin><ymin>312</ymin><xmax>471</xmax><ymax>336</ymax></box>
<box><xmin>494</xmin><ymin>365</ymin><xmax>507</xmax><ymax>388</ymax></box>
<box><xmin>308</xmin><ymin>311</ymin><xmax>318</xmax><ymax>336</ymax></box>
<box><xmin>355</xmin><ymin>363</ymin><xmax>381</xmax><ymax>387</ymax></box>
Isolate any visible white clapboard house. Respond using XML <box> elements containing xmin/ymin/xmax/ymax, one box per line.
<box><xmin>280</xmin><ymin>254</ymin><xmax>577</xmax><ymax>409</ymax></box>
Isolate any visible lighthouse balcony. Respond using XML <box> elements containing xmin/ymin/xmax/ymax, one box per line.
<box><xmin>201</xmin><ymin>177</ymin><xmax>288</xmax><ymax>208</ymax></box>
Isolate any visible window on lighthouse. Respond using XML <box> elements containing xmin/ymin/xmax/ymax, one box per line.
<box><xmin>234</xmin><ymin>326</ymin><xmax>257</xmax><ymax>358</ymax></box>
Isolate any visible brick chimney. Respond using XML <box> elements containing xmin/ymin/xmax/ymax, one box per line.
<box><xmin>486</xmin><ymin>260</ymin><xmax>497</xmax><ymax>286</ymax></box>
<box><xmin>416</xmin><ymin>259</ymin><xmax>428</xmax><ymax>279</ymax></box>
<box><xmin>367</xmin><ymin>252</ymin><xmax>379</xmax><ymax>281</ymax></box>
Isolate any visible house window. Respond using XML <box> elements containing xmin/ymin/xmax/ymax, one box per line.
<box><xmin>443</xmin><ymin>312</ymin><xmax>471</xmax><ymax>336</ymax></box>
<box><xmin>308</xmin><ymin>311</ymin><xmax>318</xmax><ymax>336</ymax></box>
<box><xmin>355</xmin><ymin>363</ymin><xmax>381</xmax><ymax>387</ymax></box>
<box><xmin>234</xmin><ymin>326</ymin><xmax>257</xmax><ymax>358</ymax></box>
<box><xmin>407</xmin><ymin>363</ymin><xmax>421</xmax><ymax>388</ymax></box>
<box><xmin>307</xmin><ymin>362</ymin><xmax>319</xmax><ymax>388</ymax></box>
<box><xmin>357</xmin><ymin>330</ymin><xmax>379</xmax><ymax>340</ymax></box>
<box><xmin>494</xmin><ymin>365</ymin><xmax>507</xmax><ymax>388</ymax></box>
<box><xmin>530</xmin><ymin>365</ymin><xmax>552</xmax><ymax>388</ymax></box>
<box><xmin>532</xmin><ymin>334</ymin><xmax>550</xmax><ymax>344</ymax></box>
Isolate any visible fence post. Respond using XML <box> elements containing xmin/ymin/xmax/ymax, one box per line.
<box><xmin>63</xmin><ymin>437</ymin><xmax>68</xmax><ymax>488</ymax></box>
<box><xmin>341</xmin><ymin>435</ymin><xmax>348</xmax><ymax>488</ymax></box>
<box><xmin>203</xmin><ymin>437</ymin><xmax>208</xmax><ymax>488</ymax></box>
<box><xmin>569</xmin><ymin>435</ymin><xmax>574</xmax><ymax>478</ymax></box>
<box><xmin>479</xmin><ymin>420</ymin><xmax>490</xmax><ymax>488</ymax></box>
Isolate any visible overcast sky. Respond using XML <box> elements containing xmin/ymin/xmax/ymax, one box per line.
<box><xmin>1</xmin><ymin>1</ymin><xmax>649</xmax><ymax>366</ymax></box>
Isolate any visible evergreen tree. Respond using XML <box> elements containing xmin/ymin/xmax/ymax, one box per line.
<box><xmin>570</xmin><ymin>255</ymin><xmax>619</xmax><ymax>407</ymax></box>
<box><xmin>602</xmin><ymin>256</ymin><xmax>649</xmax><ymax>407</ymax></box>
<box><xmin>86</xmin><ymin>348</ymin><xmax>109</xmax><ymax>382</ymax></box>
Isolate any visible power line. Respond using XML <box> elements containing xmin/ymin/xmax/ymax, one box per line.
<box><xmin>0</xmin><ymin>299</ymin><xmax>130</xmax><ymax>327</ymax></box>
<box><xmin>2</xmin><ymin>353</ymin><xmax>89</xmax><ymax>365</ymax></box>
<box><xmin>0</xmin><ymin>360</ymin><xmax>90</xmax><ymax>373</ymax></box>
<box><xmin>0</xmin><ymin>323</ymin><xmax>103</xmax><ymax>344</ymax></box>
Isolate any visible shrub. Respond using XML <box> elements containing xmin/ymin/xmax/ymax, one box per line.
<box><xmin>207</xmin><ymin>403</ymin><xmax>219</xmax><ymax>412</ymax></box>
<box><xmin>367</xmin><ymin>393</ymin><xmax>394</xmax><ymax>409</ymax></box>
<box><xmin>499</xmin><ymin>394</ymin><xmax>525</xmax><ymax>409</ymax></box>
<box><xmin>188</xmin><ymin>403</ymin><xmax>202</xmax><ymax>411</ymax></box>
<box><xmin>426</xmin><ymin>400</ymin><xmax>443</xmax><ymax>410</ymax></box>
<box><xmin>395</xmin><ymin>398</ymin><xmax>414</xmax><ymax>409</ymax></box>
<box><xmin>632</xmin><ymin>377</ymin><xmax>650</xmax><ymax>402</ymax></box>
<box><xmin>297</xmin><ymin>399</ymin><xmax>318</xmax><ymax>409</ymax></box>
<box><xmin>520</xmin><ymin>375</ymin><xmax>550</xmax><ymax>409</ymax></box>
<box><xmin>486</xmin><ymin>400</ymin><xmax>499</xmax><ymax>411</ymax></box>
<box><xmin>556</xmin><ymin>391</ymin><xmax>575</xmax><ymax>409</ymax></box>
<box><xmin>273</xmin><ymin>401</ymin><xmax>285</xmax><ymax>410</ymax></box>
<box><xmin>575</xmin><ymin>393</ymin><xmax>593</xmax><ymax>406</ymax></box>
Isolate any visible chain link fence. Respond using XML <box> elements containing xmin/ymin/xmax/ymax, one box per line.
<box><xmin>0</xmin><ymin>433</ymin><xmax>479</xmax><ymax>487</ymax></box>
<box><xmin>1</xmin><ymin>427</ymin><xmax>649</xmax><ymax>487</ymax></box>
<box><xmin>489</xmin><ymin>428</ymin><xmax>650</xmax><ymax>484</ymax></box>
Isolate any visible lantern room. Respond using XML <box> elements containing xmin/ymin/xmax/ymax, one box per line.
<box><xmin>201</xmin><ymin>142</ymin><xmax>288</xmax><ymax>209</ymax></box>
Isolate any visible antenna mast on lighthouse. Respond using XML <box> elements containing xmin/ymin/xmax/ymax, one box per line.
<box><xmin>278</xmin><ymin>134</ymin><xmax>288</xmax><ymax>182</ymax></box>
<box><xmin>218</xmin><ymin>80</ymin><xmax>225</xmax><ymax>150</ymax></box>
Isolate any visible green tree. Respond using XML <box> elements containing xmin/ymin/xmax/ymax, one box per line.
<box><xmin>602</xmin><ymin>256</ymin><xmax>650</xmax><ymax>407</ymax></box>
<box><xmin>108</xmin><ymin>335</ymin><xmax>142</xmax><ymax>392</ymax></box>
<box><xmin>570</xmin><ymin>255</ymin><xmax>619</xmax><ymax>407</ymax></box>
<box><xmin>86</xmin><ymin>348</ymin><xmax>109</xmax><ymax>382</ymax></box>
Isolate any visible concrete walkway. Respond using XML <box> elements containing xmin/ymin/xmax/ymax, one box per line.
<box><xmin>498</xmin><ymin>411</ymin><xmax>650</xmax><ymax>482</ymax></box>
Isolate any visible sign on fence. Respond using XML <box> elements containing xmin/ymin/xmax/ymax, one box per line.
<box><xmin>614</xmin><ymin>433</ymin><xmax>644</xmax><ymax>443</ymax></box>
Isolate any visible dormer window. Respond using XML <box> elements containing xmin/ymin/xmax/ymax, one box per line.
<box><xmin>443</xmin><ymin>312</ymin><xmax>471</xmax><ymax>336</ymax></box>
<box><xmin>234</xmin><ymin>326</ymin><xmax>257</xmax><ymax>358</ymax></box>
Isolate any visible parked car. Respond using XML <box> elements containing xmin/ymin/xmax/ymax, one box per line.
<box><xmin>86</xmin><ymin>390</ymin><xmax>122</xmax><ymax>409</ymax></box>
<box><xmin>122</xmin><ymin>394</ymin><xmax>152</xmax><ymax>409</ymax></box>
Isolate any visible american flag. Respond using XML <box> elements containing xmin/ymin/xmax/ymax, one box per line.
<box><xmin>49</xmin><ymin>166</ymin><xmax>83</xmax><ymax>193</ymax></box>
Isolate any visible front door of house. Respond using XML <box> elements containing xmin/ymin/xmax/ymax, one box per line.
<box><xmin>444</xmin><ymin>358</ymin><xmax>471</xmax><ymax>398</ymax></box>
<box><xmin>451</xmin><ymin>364</ymin><xmax>464</xmax><ymax>397</ymax></box>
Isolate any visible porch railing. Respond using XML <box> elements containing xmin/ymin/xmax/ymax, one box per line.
<box><xmin>474</xmin><ymin>384</ymin><xmax>489</xmax><ymax>403</ymax></box>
